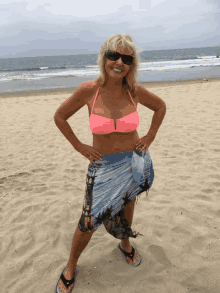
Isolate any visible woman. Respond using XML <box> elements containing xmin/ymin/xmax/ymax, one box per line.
<box><xmin>55</xmin><ymin>33</ymin><xmax>166</xmax><ymax>293</ymax></box>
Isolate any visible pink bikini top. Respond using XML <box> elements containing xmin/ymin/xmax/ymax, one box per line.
<box><xmin>89</xmin><ymin>83</ymin><xmax>139</xmax><ymax>135</ymax></box>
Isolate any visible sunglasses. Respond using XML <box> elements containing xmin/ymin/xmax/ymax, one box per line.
<box><xmin>105</xmin><ymin>50</ymin><xmax>134</xmax><ymax>65</ymax></box>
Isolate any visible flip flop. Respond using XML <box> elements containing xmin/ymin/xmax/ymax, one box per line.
<box><xmin>118</xmin><ymin>243</ymin><xmax>141</xmax><ymax>267</ymax></box>
<box><xmin>56</xmin><ymin>267</ymin><xmax>78</xmax><ymax>293</ymax></box>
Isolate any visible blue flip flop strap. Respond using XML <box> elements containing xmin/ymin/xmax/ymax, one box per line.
<box><xmin>119</xmin><ymin>245</ymin><xmax>135</xmax><ymax>261</ymax></box>
<box><xmin>60</xmin><ymin>270</ymin><xmax>75</xmax><ymax>289</ymax></box>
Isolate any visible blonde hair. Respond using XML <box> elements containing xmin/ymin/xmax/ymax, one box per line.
<box><xmin>92</xmin><ymin>33</ymin><xmax>143</xmax><ymax>97</ymax></box>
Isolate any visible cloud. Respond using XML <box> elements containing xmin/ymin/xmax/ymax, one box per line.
<box><xmin>0</xmin><ymin>0</ymin><xmax>219</xmax><ymax>57</ymax></box>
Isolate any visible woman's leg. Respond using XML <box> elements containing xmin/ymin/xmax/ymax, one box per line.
<box><xmin>120</xmin><ymin>197</ymin><xmax>139</xmax><ymax>265</ymax></box>
<box><xmin>58</xmin><ymin>225</ymin><xmax>97</xmax><ymax>292</ymax></box>
<box><xmin>67</xmin><ymin>225</ymin><xmax>97</xmax><ymax>271</ymax></box>
<box><xmin>121</xmin><ymin>197</ymin><xmax>136</xmax><ymax>249</ymax></box>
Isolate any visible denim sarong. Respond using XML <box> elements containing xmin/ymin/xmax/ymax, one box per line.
<box><xmin>78</xmin><ymin>149</ymin><xmax>154</xmax><ymax>239</ymax></box>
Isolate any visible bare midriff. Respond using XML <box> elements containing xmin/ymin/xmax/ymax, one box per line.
<box><xmin>86</xmin><ymin>84</ymin><xmax>140</xmax><ymax>155</ymax></box>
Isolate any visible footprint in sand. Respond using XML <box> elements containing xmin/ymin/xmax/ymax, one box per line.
<box><xmin>148</xmin><ymin>245</ymin><xmax>172</xmax><ymax>267</ymax></box>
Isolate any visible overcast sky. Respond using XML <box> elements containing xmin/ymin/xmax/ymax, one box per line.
<box><xmin>1</xmin><ymin>0</ymin><xmax>219</xmax><ymax>58</ymax></box>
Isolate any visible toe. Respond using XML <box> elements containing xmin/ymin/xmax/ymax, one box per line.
<box><xmin>131</xmin><ymin>252</ymin><xmax>139</xmax><ymax>266</ymax></box>
<box><xmin>58</xmin><ymin>280</ymin><xmax>74</xmax><ymax>293</ymax></box>
<box><xmin>57</xmin><ymin>270</ymin><xmax>75</xmax><ymax>293</ymax></box>
<box><xmin>57</xmin><ymin>280</ymin><xmax>65</xmax><ymax>293</ymax></box>
<box><xmin>126</xmin><ymin>252</ymin><xmax>138</xmax><ymax>265</ymax></box>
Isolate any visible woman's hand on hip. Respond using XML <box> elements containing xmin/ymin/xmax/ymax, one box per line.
<box><xmin>75</xmin><ymin>143</ymin><xmax>102</xmax><ymax>163</ymax></box>
<box><xmin>135</xmin><ymin>134</ymin><xmax>155</xmax><ymax>154</ymax></box>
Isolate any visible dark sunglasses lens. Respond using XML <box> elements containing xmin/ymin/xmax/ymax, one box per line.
<box><xmin>105</xmin><ymin>51</ymin><xmax>119</xmax><ymax>61</ymax></box>
<box><xmin>105</xmin><ymin>51</ymin><xmax>133</xmax><ymax>65</ymax></box>
<box><xmin>122</xmin><ymin>55</ymin><xmax>133</xmax><ymax>65</ymax></box>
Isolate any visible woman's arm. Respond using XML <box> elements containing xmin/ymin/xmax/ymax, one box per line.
<box><xmin>146</xmin><ymin>105</ymin><xmax>166</xmax><ymax>139</ymax></box>
<box><xmin>137</xmin><ymin>84</ymin><xmax>166</xmax><ymax>138</ymax></box>
<box><xmin>54</xmin><ymin>116</ymin><xmax>82</xmax><ymax>150</ymax></box>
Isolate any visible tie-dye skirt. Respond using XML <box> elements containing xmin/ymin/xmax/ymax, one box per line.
<box><xmin>78</xmin><ymin>149</ymin><xmax>154</xmax><ymax>240</ymax></box>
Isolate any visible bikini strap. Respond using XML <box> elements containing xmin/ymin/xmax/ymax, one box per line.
<box><xmin>91</xmin><ymin>87</ymin><xmax>100</xmax><ymax>114</ymax></box>
<box><xmin>127</xmin><ymin>90</ymin><xmax>137</xmax><ymax>111</ymax></box>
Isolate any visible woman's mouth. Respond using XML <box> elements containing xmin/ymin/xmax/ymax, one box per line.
<box><xmin>113</xmin><ymin>68</ymin><xmax>122</xmax><ymax>73</ymax></box>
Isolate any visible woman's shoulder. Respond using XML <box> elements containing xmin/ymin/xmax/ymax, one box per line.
<box><xmin>79</xmin><ymin>81</ymin><xmax>99</xmax><ymax>105</ymax></box>
<box><xmin>84</xmin><ymin>81</ymin><xmax>100</xmax><ymax>91</ymax></box>
<box><xmin>79</xmin><ymin>81</ymin><xmax>98</xmax><ymax>94</ymax></box>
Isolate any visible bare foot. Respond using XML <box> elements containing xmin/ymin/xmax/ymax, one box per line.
<box><xmin>58</xmin><ymin>267</ymin><xmax>76</xmax><ymax>293</ymax></box>
<box><xmin>120</xmin><ymin>244</ymin><xmax>139</xmax><ymax>266</ymax></box>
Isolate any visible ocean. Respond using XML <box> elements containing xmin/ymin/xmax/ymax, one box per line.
<box><xmin>0</xmin><ymin>46</ymin><xmax>219</xmax><ymax>94</ymax></box>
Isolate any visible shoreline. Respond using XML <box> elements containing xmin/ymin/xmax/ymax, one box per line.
<box><xmin>1</xmin><ymin>77</ymin><xmax>219</xmax><ymax>99</ymax></box>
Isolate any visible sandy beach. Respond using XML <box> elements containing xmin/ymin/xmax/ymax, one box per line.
<box><xmin>1</xmin><ymin>77</ymin><xmax>220</xmax><ymax>293</ymax></box>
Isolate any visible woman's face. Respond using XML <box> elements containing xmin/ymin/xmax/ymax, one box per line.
<box><xmin>104</xmin><ymin>43</ymin><xmax>134</xmax><ymax>81</ymax></box>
